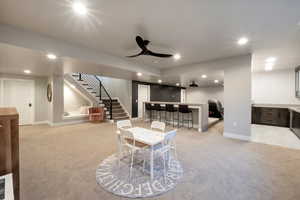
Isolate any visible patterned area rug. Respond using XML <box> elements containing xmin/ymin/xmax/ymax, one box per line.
<box><xmin>96</xmin><ymin>152</ymin><xmax>183</xmax><ymax>198</ymax></box>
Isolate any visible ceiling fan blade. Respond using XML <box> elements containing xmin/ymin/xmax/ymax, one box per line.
<box><xmin>126</xmin><ymin>51</ymin><xmax>144</xmax><ymax>58</ymax></box>
<box><xmin>136</xmin><ymin>36</ymin><xmax>147</xmax><ymax>50</ymax></box>
<box><xmin>148</xmin><ymin>51</ymin><xmax>173</xmax><ymax>58</ymax></box>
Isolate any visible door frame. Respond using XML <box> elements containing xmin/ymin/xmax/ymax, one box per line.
<box><xmin>0</xmin><ymin>78</ymin><xmax>35</xmax><ymax>125</ymax></box>
<box><xmin>138</xmin><ymin>84</ymin><xmax>150</xmax><ymax>119</ymax></box>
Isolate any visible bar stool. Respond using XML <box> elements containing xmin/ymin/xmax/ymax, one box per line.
<box><xmin>165</xmin><ymin>104</ymin><xmax>178</xmax><ymax>127</ymax></box>
<box><xmin>145</xmin><ymin>103</ymin><xmax>153</xmax><ymax>122</ymax></box>
<box><xmin>153</xmin><ymin>104</ymin><xmax>165</xmax><ymax>122</ymax></box>
<box><xmin>178</xmin><ymin>105</ymin><xmax>193</xmax><ymax>128</ymax></box>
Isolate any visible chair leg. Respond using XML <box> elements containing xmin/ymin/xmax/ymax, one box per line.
<box><xmin>173</xmin><ymin>112</ymin><xmax>175</xmax><ymax>127</ymax></box>
<box><xmin>177</xmin><ymin>112</ymin><xmax>180</xmax><ymax>128</ymax></box>
<box><xmin>191</xmin><ymin>112</ymin><xmax>193</xmax><ymax>128</ymax></box>
<box><xmin>174</xmin><ymin>142</ymin><xmax>178</xmax><ymax>161</ymax></box>
<box><xmin>130</xmin><ymin>150</ymin><xmax>134</xmax><ymax>181</ymax></box>
<box><xmin>163</xmin><ymin>152</ymin><xmax>167</xmax><ymax>184</ymax></box>
<box><xmin>143</xmin><ymin>150</ymin><xmax>146</xmax><ymax>173</ymax></box>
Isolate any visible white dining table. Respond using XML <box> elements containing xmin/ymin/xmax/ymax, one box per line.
<box><xmin>127</xmin><ymin>127</ymin><xmax>165</xmax><ymax>180</ymax></box>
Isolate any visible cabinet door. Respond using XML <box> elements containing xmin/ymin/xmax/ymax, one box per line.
<box><xmin>260</xmin><ymin>108</ymin><xmax>278</xmax><ymax>125</ymax></box>
<box><xmin>278</xmin><ymin>108</ymin><xmax>290</xmax><ymax>127</ymax></box>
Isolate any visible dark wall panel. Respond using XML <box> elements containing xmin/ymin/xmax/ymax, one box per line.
<box><xmin>132</xmin><ymin>81</ymin><xmax>138</xmax><ymax>118</ymax></box>
<box><xmin>150</xmin><ymin>85</ymin><xmax>180</xmax><ymax>102</ymax></box>
<box><xmin>131</xmin><ymin>81</ymin><xmax>182</xmax><ymax>118</ymax></box>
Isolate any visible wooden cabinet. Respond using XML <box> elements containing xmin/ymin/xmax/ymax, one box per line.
<box><xmin>252</xmin><ymin>106</ymin><xmax>290</xmax><ymax>127</ymax></box>
<box><xmin>0</xmin><ymin>108</ymin><xmax>19</xmax><ymax>200</ymax></box>
<box><xmin>291</xmin><ymin>110</ymin><xmax>300</xmax><ymax>139</ymax></box>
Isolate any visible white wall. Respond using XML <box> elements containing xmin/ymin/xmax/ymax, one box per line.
<box><xmin>0</xmin><ymin>73</ymin><xmax>49</xmax><ymax>122</ymax></box>
<box><xmin>252</xmin><ymin>68</ymin><xmax>300</xmax><ymax>105</ymax></box>
<box><xmin>64</xmin><ymin>82</ymin><xmax>90</xmax><ymax>113</ymax></box>
<box><xmin>224</xmin><ymin>55</ymin><xmax>252</xmax><ymax>140</ymax></box>
<box><xmin>186</xmin><ymin>86</ymin><xmax>224</xmax><ymax>105</ymax></box>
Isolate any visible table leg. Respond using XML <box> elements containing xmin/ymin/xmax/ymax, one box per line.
<box><xmin>150</xmin><ymin>146</ymin><xmax>154</xmax><ymax>180</ymax></box>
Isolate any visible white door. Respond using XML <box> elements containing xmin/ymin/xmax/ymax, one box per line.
<box><xmin>1</xmin><ymin>79</ymin><xmax>34</xmax><ymax>125</ymax></box>
<box><xmin>181</xmin><ymin>89</ymin><xmax>186</xmax><ymax>103</ymax></box>
<box><xmin>138</xmin><ymin>84</ymin><xmax>150</xmax><ymax>118</ymax></box>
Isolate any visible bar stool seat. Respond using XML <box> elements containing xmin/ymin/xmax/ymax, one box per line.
<box><xmin>178</xmin><ymin>104</ymin><xmax>193</xmax><ymax>129</ymax></box>
<box><xmin>165</xmin><ymin>104</ymin><xmax>178</xmax><ymax>127</ymax></box>
<box><xmin>153</xmin><ymin>104</ymin><xmax>165</xmax><ymax>122</ymax></box>
<box><xmin>145</xmin><ymin>103</ymin><xmax>154</xmax><ymax>122</ymax></box>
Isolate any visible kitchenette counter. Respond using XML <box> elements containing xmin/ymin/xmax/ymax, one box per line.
<box><xmin>252</xmin><ymin>104</ymin><xmax>300</xmax><ymax>109</ymax></box>
<box><xmin>289</xmin><ymin>107</ymin><xmax>300</xmax><ymax>113</ymax></box>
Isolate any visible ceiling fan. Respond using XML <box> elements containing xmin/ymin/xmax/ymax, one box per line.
<box><xmin>189</xmin><ymin>81</ymin><xmax>199</xmax><ymax>88</ymax></box>
<box><xmin>127</xmin><ymin>36</ymin><xmax>173</xmax><ymax>58</ymax></box>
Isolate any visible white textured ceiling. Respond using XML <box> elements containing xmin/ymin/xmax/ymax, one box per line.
<box><xmin>0</xmin><ymin>0</ymin><xmax>300</xmax><ymax>71</ymax></box>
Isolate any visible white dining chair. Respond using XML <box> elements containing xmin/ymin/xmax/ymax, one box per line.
<box><xmin>116</xmin><ymin>119</ymin><xmax>132</xmax><ymax>135</ymax></box>
<box><xmin>151</xmin><ymin>121</ymin><xmax>166</xmax><ymax>132</ymax></box>
<box><xmin>117</xmin><ymin>119</ymin><xmax>132</xmax><ymax>129</ymax></box>
<box><xmin>143</xmin><ymin>129</ymin><xmax>177</xmax><ymax>182</ymax></box>
<box><xmin>119</xmin><ymin>128</ymin><xmax>148</xmax><ymax>180</ymax></box>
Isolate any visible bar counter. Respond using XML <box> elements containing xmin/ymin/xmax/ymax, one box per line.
<box><xmin>143</xmin><ymin>101</ymin><xmax>209</xmax><ymax>132</ymax></box>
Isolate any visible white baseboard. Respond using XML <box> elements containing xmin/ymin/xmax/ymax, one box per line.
<box><xmin>49</xmin><ymin>120</ymin><xmax>88</xmax><ymax>126</ymax></box>
<box><xmin>223</xmin><ymin>132</ymin><xmax>251</xmax><ymax>141</ymax></box>
<box><xmin>33</xmin><ymin>121</ymin><xmax>50</xmax><ymax>125</ymax></box>
<box><xmin>131</xmin><ymin>117</ymin><xmax>141</xmax><ymax>121</ymax></box>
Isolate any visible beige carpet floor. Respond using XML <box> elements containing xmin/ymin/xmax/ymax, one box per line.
<box><xmin>19</xmin><ymin>121</ymin><xmax>300</xmax><ymax>200</ymax></box>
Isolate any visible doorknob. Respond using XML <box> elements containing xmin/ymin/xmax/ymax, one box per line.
<box><xmin>29</xmin><ymin>103</ymin><xmax>32</xmax><ymax>107</ymax></box>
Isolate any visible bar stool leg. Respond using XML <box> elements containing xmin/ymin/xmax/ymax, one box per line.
<box><xmin>191</xmin><ymin>112</ymin><xmax>193</xmax><ymax>128</ymax></box>
<box><xmin>177</xmin><ymin>112</ymin><xmax>180</xmax><ymax>128</ymax></box>
<box><xmin>173</xmin><ymin>112</ymin><xmax>175</xmax><ymax>127</ymax></box>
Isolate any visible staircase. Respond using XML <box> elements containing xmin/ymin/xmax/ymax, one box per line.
<box><xmin>69</xmin><ymin>73</ymin><xmax>130</xmax><ymax>121</ymax></box>
<box><xmin>102</xmin><ymin>99</ymin><xmax>129</xmax><ymax>121</ymax></box>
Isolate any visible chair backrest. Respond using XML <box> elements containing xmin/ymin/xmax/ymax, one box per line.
<box><xmin>164</xmin><ymin>129</ymin><xmax>177</xmax><ymax>143</ymax></box>
<box><xmin>116</xmin><ymin>120</ymin><xmax>132</xmax><ymax>129</ymax></box>
<box><xmin>153</xmin><ymin>104</ymin><xmax>162</xmax><ymax>110</ymax></box>
<box><xmin>145</xmin><ymin>103</ymin><xmax>152</xmax><ymax>111</ymax></box>
<box><xmin>165</xmin><ymin>104</ymin><xmax>175</xmax><ymax>112</ymax></box>
<box><xmin>151</xmin><ymin>121</ymin><xmax>166</xmax><ymax>132</ymax></box>
<box><xmin>89</xmin><ymin>107</ymin><xmax>102</xmax><ymax>114</ymax></box>
<box><xmin>178</xmin><ymin>104</ymin><xmax>189</xmax><ymax>113</ymax></box>
<box><xmin>119</xmin><ymin>128</ymin><xmax>135</xmax><ymax>146</ymax></box>
<box><xmin>208</xmin><ymin>99</ymin><xmax>223</xmax><ymax>118</ymax></box>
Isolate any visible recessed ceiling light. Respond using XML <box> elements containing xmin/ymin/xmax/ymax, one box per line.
<box><xmin>72</xmin><ymin>2</ymin><xmax>88</xmax><ymax>15</ymax></box>
<box><xmin>47</xmin><ymin>53</ymin><xmax>57</xmax><ymax>60</ymax></box>
<box><xmin>214</xmin><ymin>80</ymin><xmax>219</xmax><ymax>83</ymax></box>
<box><xmin>265</xmin><ymin>57</ymin><xmax>277</xmax><ymax>63</ymax></box>
<box><xmin>176</xmin><ymin>83</ymin><xmax>180</xmax><ymax>86</ymax></box>
<box><xmin>158</xmin><ymin>79</ymin><xmax>162</xmax><ymax>83</ymax></box>
<box><xmin>174</xmin><ymin>53</ymin><xmax>181</xmax><ymax>60</ymax></box>
<box><xmin>237</xmin><ymin>37</ymin><xmax>249</xmax><ymax>45</ymax></box>
<box><xmin>24</xmin><ymin>70</ymin><xmax>31</xmax><ymax>74</ymax></box>
<box><xmin>201</xmin><ymin>74</ymin><xmax>207</xmax><ymax>78</ymax></box>
<box><xmin>265</xmin><ymin>63</ymin><xmax>274</xmax><ymax>71</ymax></box>
<box><xmin>137</xmin><ymin>72</ymin><xmax>142</xmax><ymax>76</ymax></box>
